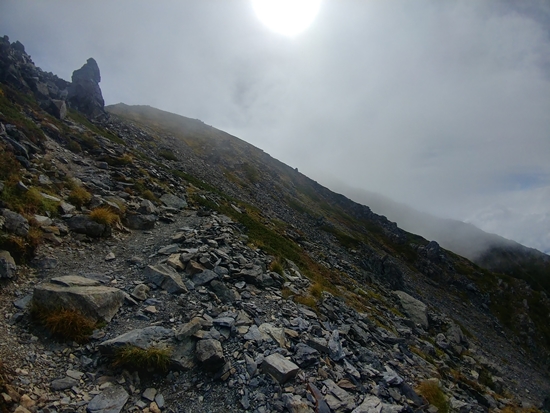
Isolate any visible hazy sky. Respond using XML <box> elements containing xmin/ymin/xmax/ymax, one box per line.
<box><xmin>2</xmin><ymin>1</ymin><xmax>550</xmax><ymax>253</ymax></box>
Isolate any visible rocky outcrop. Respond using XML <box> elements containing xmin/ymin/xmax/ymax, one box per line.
<box><xmin>67</xmin><ymin>58</ymin><xmax>106</xmax><ymax>119</ymax></box>
<box><xmin>32</xmin><ymin>275</ymin><xmax>124</xmax><ymax>322</ymax></box>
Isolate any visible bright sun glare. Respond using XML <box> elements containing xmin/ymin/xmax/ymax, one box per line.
<box><xmin>252</xmin><ymin>0</ymin><xmax>322</xmax><ymax>37</ymax></box>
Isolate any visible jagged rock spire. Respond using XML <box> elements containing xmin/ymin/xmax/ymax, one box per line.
<box><xmin>67</xmin><ymin>57</ymin><xmax>106</xmax><ymax>119</ymax></box>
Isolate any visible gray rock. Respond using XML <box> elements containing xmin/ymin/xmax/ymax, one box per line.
<box><xmin>176</xmin><ymin>317</ymin><xmax>203</xmax><ymax>340</ymax></box>
<box><xmin>213</xmin><ymin>316</ymin><xmax>235</xmax><ymax>329</ymax></box>
<box><xmin>13</xmin><ymin>294</ymin><xmax>32</xmax><ymax>309</ymax></box>
<box><xmin>144</xmin><ymin>264</ymin><xmax>187</xmax><ymax>294</ymax></box>
<box><xmin>33</xmin><ymin>276</ymin><xmax>124</xmax><ymax>322</ymax></box>
<box><xmin>0</xmin><ymin>250</ymin><xmax>17</xmax><ymax>279</ymax></box>
<box><xmin>447</xmin><ymin>322</ymin><xmax>465</xmax><ymax>345</ymax></box>
<box><xmin>192</xmin><ymin>269</ymin><xmax>218</xmax><ymax>286</ymax></box>
<box><xmin>282</xmin><ymin>393</ymin><xmax>312</xmax><ymax>413</ymax></box>
<box><xmin>435</xmin><ymin>333</ymin><xmax>449</xmax><ymax>349</ymax></box>
<box><xmin>196</xmin><ymin>339</ymin><xmax>225</xmax><ymax>371</ymax></box>
<box><xmin>243</xmin><ymin>325</ymin><xmax>263</xmax><ymax>342</ymax></box>
<box><xmin>138</xmin><ymin>199</ymin><xmax>158</xmax><ymax>215</ymax></box>
<box><xmin>328</xmin><ymin>329</ymin><xmax>345</xmax><ymax>361</ymax></box>
<box><xmin>67</xmin><ymin>215</ymin><xmax>111</xmax><ymax>238</ymax></box>
<box><xmin>51</xmin><ymin>377</ymin><xmax>79</xmax><ymax>391</ymax></box>
<box><xmin>352</xmin><ymin>395</ymin><xmax>384</xmax><ymax>413</ymax></box>
<box><xmin>99</xmin><ymin>326</ymin><xmax>174</xmax><ymax>354</ymax></box>
<box><xmin>394</xmin><ymin>290</ymin><xmax>429</xmax><ymax>329</ymax></box>
<box><xmin>49</xmin><ymin>99</ymin><xmax>67</xmax><ymax>120</ymax></box>
<box><xmin>131</xmin><ymin>284</ymin><xmax>150</xmax><ymax>301</ymax></box>
<box><xmin>158</xmin><ymin>244</ymin><xmax>180</xmax><ymax>255</ymax></box>
<box><xmin>86</xmin><ymin>385</ymin><xmax>129</xmax><ymax>413</ymax></box>
<box><xmin>142</xmin><ymin>388</ymin><xmax>157</xmax><ymax>402</ymax></box>
<box><xmin>58</xmin><ymin>201</ymin><xmax>76</xmax><ymax>215</ymax></box>
<box><xmin>124</xmin><ymin>213</ymin><xmax>157</xmax><ymax>230</ymax></box>
<box><xmin>160</xmin><ymin>193</ymin><xmax>187</xmax><ymax>209</ymax></box>
<box><xmin>209</xmin><ymin>280</ymin><xmax>239</xmax><ymax>304</ymax></box>
<box><xmin>293</xmin><ymin>343</ymin><xmax>319</xmax><ymax>368</ymax></box>
<box><xmin>2</xmin><ymin>209</ymin><xmax>29</xmax><ymax>236</ymax></box>
<box><xmin>68</xmin><ymin>58</ymin><xmax>106</xmax><ymax>119</ymax></box>
<box><xmin>262</xmin><ymin>353</ymin><xmax>300</xmax><ymax>384</ymax></box>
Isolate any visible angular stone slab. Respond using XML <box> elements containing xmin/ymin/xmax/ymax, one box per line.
<box><xmin>86</xmin><ymin>385</ymin><xmax>129</xmax><ymax>413</ymax></box>
<box><xmin>192</xmin><ymin>269</ymin><xmax>218</xmax><ymax>286</ymax></box>
<box><xmin>196</xmin><ymin>338</ymin><xmax>225</xmax><ymax>371</ymax></box>
<box><xmin>33</xmin><ymin>277</ymin><xmax>124</xmax><ymax>322</ymax></box>
<box><xmin>145</xmin><ymin>264</ymin><xmax>187</xmax><ymax>294</ymax></box>
<box><xmin>262</xmin><ymin>353</ymin><xmax>300</xmax><ymax>384</ymax></box>
<box><xmin>99</xmin><ymin>326</ymin><xmax>174</xmax><ymax>354</ymax></box>
<box><xmin>175</xmin><ymin>317</ymin><xmax>203</xmax><ymax>341</ymax></box>
<box><xmin>394</xmin><ymin>291</ymin><xmax>428</xmax><ymax>329</ymax></box>
<box><xmin>160</xmin><ymin>193</ymin><xmax>187</xmax><ymax>210</ymax></box>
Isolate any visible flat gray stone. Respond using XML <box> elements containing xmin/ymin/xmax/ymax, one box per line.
<box><xmin>262</xmin><ymin>353</ymin><xmax>300</xmax><ymax>384</ymax></box>
<box><xmin>99</xmin><ymin>326</ymin><xmax>174</xmax><ymax>354</ymax></box>
<box><xmin>144</xmin><ymin>264</ymin><xmax>187</xmax><ymax>294</ymax></box>
<box><xmin>33</xmin><ymin>278</ymin><xmax>124</xmax><ymax>322</ymax></box>
<box><xmin>192</xmin><ymin>269</ymin><xmax>218</xmax><ymax>286</ymax></box>
<box><xmin>51</xmin><ymin>377</ymin><xmax>79</xmax><ymax>391</ymax></box>
<box><xmin>160</xmin><ymin>193</ymin><xmax>187</xmax><ymax>209</ymax></box>
<box><xmin>87</xmin><ymin>385</ymin><xmax>129</xmax><ymax>413</ymax></box>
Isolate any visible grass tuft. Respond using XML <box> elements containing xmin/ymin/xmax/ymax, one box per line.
<box><xmin>31</xmin><ymin>303</ymin><xmax>97</xmax><ymax>343</ymax></box>
<box><xmin>68</xmin><ymin>186</ymin><xmax>92</xmax><ymax>208</ymax></box>
<box><xmin>112</xmin><ymin>345</ymin><xmax>172</xmax><ymax>372</ymax></box>
<box><xmin>416</xmin><ymin>380</ymin><xmax>449</xmax><ymax>413</ymax></box>
<box><xmin>90</xmin><ymin>207</ymin><xmax>120</xmax><ymax>226</ymax></box>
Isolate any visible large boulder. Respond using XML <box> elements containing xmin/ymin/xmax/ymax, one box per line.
<box><xmin>123</xmin><ymin>213</ymin><xmax>157</xmax><ymax>230</ymax></box>
<box><xmin>394</xmin><ymin>291</ymin><xmax>429</xmax><ymax>329</ymax></box>
<box><xmin>67</xmin><ymin>58</ymin><xmax>106</xmax><ymax>119</ymax></box>
<box><xmin>67</xmin><ymin>215</ymin><xmax>111</xmax><ymax>238</ymax></box>
<box><xmin>33</xmin><ymin>275</ymin><xmax>124</xmax><ymax>322</ymax></box>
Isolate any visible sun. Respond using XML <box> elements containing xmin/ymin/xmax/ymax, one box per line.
<box><xmin>252</xmin><ymin>0</ymin><xmax>322</xmax><ymax>37</ymax></box>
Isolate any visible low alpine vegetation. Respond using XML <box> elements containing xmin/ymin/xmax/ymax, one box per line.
<box><xmin>31</xmin><ymin>304</ymin><xmax>98</xmax><ymax>343</ymax></box>
<box><xmin>89</xmin><ymin>207</ymin><xmax>119</xmax><ymax>226</ymax></box>
<box><xmin>112</xmin><ymin>345</ymin><xmax>172</xmax><ymax>372</ymax></box>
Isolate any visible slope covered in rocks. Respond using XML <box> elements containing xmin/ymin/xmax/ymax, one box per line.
<box><xmin>0</xmin><ymin>36</ymin><xmax>549</xmax><ymax>413</ymax></box>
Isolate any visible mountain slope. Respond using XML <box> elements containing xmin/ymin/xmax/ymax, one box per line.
<box><xmin>331</xmin><ymin>185</ymin><xmax>550</xmax><ymax>294</ymax></box>
<box><xmin>0</xmin><ymin>37</ymin><xmax>549</xmax><ymax>412</ymax></box>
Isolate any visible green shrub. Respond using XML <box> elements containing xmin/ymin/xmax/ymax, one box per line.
<box><xmin>159</xmin><ymin>149</ymin><xmax>178</xmax><ymax>161</ymax></box>
<box><xmin>112</xmin><ymin>345</ymin><xmax>172</xmax><ymax>372</ymax></box>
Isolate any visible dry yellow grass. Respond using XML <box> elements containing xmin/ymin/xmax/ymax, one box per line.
<box><xmin>90</xmin><ymin>207</ymin><xmax>119</xmax><ymax>225</ymax></box>
<box><xmin>416</xmin><ymin>380</ymin><xmax>449</xmax><ymax>413</ymax></box>
<box><xmin>31</xmin><ymin>304</ymin><xmax>97</xmax><ymax>343</ymax></box>
<box><xmin>68</xmin><ymin>186</ymin><xmax>92</xmax><ymax>208</ymax></box>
